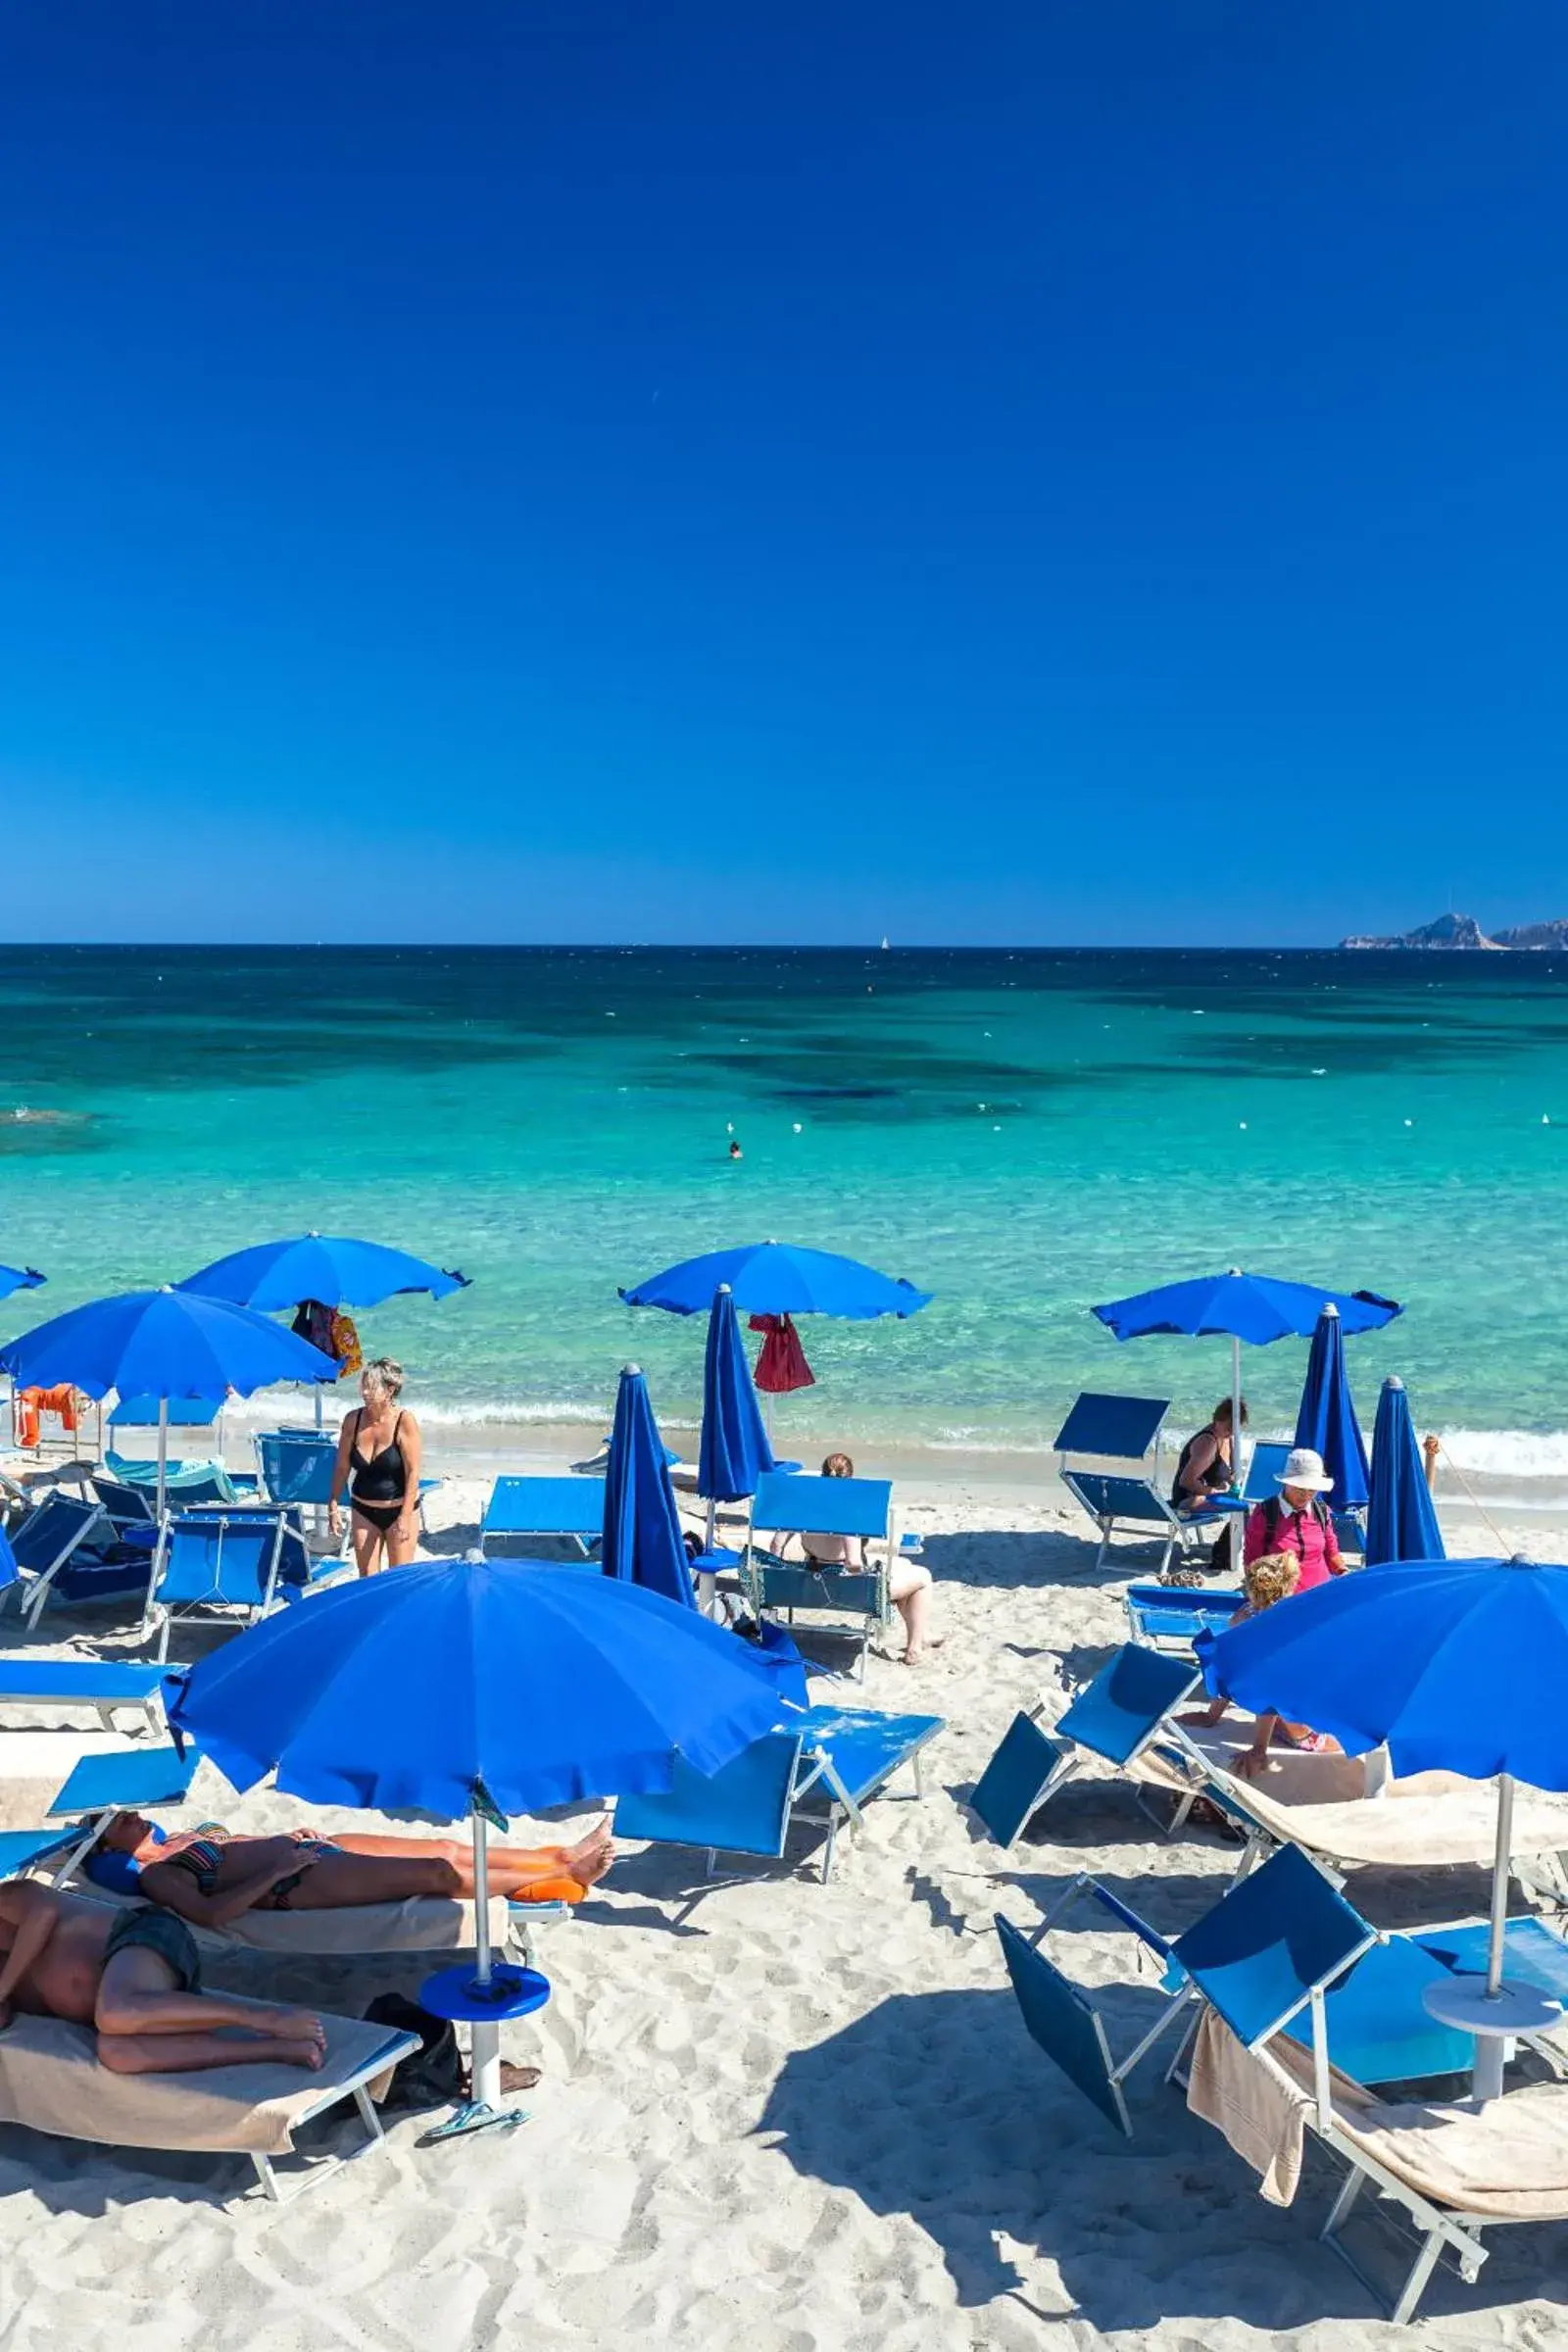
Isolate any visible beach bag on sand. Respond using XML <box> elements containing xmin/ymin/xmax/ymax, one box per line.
<box><xmin>363</xmin><ymin>1993</ymin><xmax>465</xmax><ymax>2111</ymax></box>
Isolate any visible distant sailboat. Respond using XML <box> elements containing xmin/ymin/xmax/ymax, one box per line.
<box><xmin>880</xmin><ymin>935</ymin><xmax>890</xmax><ymax>951</ymax></box>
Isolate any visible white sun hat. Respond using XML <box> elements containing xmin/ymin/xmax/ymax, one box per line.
<box><xmin>1276</xmin><ymin>1446</ymin><xmax>1335</xmax><ymax>1494</ymax></box>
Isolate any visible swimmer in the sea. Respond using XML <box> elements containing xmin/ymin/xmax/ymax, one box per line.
<box><xmin>728</xmin><ymin>1140</ymin><xmax>743</xmax><ymax>1161</ymax></box>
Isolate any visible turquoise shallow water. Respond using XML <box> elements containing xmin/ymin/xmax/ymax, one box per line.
<box><xmin>2</xmin><ymin>946</ymin><xmax>1567</xmax><ymax>1468</ymax></box>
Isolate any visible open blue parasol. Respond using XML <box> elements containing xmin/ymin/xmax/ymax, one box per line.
<box><xmin>164</xmin><ymin>1556</ymin><xmax>791</xmax><ymax>2132</ymax></box>
<box><xmin>1200</xmin><ymin>1556</ymin><xmax>1568</xmax><ymax>2094</ymax></box>
<box><xmin>0</xmin><ymin>1286</ymin><xmax>337</xmax><ymax>1512</ymax></box>
<box><xmin>180</xmin><ymin>1231</ymin><xmax>468</xmax><ymax>1310</ymax></box>
<box><xmin>621</xmin><ymin>1240</ymin><xmax>931</xmax><ymax>1320</ymax></box>
<box><xmin>1092</xmin><ymin>1268</ymin><xmax>1400</xmax><ymax>1490</ymax></box>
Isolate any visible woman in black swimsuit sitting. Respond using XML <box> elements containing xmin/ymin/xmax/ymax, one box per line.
<box><xmin>327</xmin><ymin>1357</ymin><xmax>423</xmax><ymax>1575</ymax></box>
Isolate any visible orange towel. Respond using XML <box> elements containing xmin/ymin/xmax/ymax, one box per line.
<box><xmin>14</xmin><ymin>1385</ymin><xmax>79</xmax><ymax>1449</ymax></box>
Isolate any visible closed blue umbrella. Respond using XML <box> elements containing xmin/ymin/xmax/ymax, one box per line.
<box><xmin>179</xmin><ymin>1231</ymin><xmax>468</xmax><ymax>1310</ymax></box>
<box><xmin>621</xmin><ymin>1240</ymin><xmax>931</xmax><ymax>1320</ymax></box>
<box><xmin>1365</xmin><ymin>1377</ymin><xmax>1445</xmax><ymax>1566</ymax></box>
<box><xmin>698</xmin><ymin>1284</ymin><xmax>774</xmax><ymax>1524</ymax></box>
<box><xmin>0</xmin><ymin>1287</ymin><xmax>337</xmax><ymax>1512</ymax></box>
<box><xmin>603</xmin><ymin>1365</ymin><xmax>696</xmax><ymax>1609</ymax></box>
<box><xmin>164</xmin><ymin>1555</ymin><xmax>790</xmax><ymax>2130</ymax></box>
<box><xmin>1092</xmin><ymin>1268</ymin><xmax>1401</xmax><ymax>1489</ymax></box>
<box><xmin>1200</xmin><ymin>1557</ymin><xmax>1568</xmax><ymax>2094</ymax></box>
<box><xmin>0</xmin><ymin>1264</ymin><xmax>45</xmax><ymax>1304</ymax></box>
<box><xmin>1294</xmin><ymin>1304</ymin><xmax>1370</xmax><ymax>1511</ymax></box>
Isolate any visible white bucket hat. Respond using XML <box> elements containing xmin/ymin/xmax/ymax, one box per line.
<box><xmin>1276</xmin><ymin>1446</ymin><xmax>1335</xmax><ymax>1494</ymax></box>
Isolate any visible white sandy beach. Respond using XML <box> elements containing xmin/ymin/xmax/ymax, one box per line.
<box><xmin>1</xmin><ymin>1459</ymin><xmax>1566</xmax><ymax>2350</ymax></box>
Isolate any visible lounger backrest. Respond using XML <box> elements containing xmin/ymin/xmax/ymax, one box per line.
<box><xmin>1054</xmin><ymin>1394</ymin><xmax>1170</xmax><ymax>1461</ymax></box>
<box><xmin>91</xmin><ymin>1477</ymin><xmax>159</xmax><ymax>1525</ymax></box>
<box><xmin>111</xmin><ymin>1395</ymin><xmax>220</xmax><ymax>1432</ymax></box>
<box><xmin>996</xmin><ymin>1913</ymin><xmax>1132</xmax><ymax>2135</ymax></box>
<box><xmin>1055</xmin><ymin>1644</ymin><xmax>1200</xmax><ymax>1766</ymax></box>
<box><xmin>45</xmin><ymin>1743</ymin><xmax>197</xmax><ymax>1822</ymax></box>
<box><xmin>970</xmin><ymin>1712</ymin><xmax>1064</xmax><ymax>1846</ymax></box>
<box><xmin>1240</xmin><ymin>1443</ymin><xmax>1290</xmax><ymax>1505</ymax></box>
<box><xmin>155</xmin><ymin>1510</ymin><xmax>293</xmax><ymax>1609</ymax></box>
<box><xmin>0</xmin><ymin>1827</ymin><xmax>81</xmax><ymax>1881</ymax></box>
<box><xmin>614</xmin><ymin>1732</ymin><xmax>803</xmax><ymax>1859</ymax></box>
<box><xmin>9</xmin><ymin>1495</ymin><xmax>102</xmax><ymax>1576</ymax></box>
<box><xmin>753</xmin><ymin>1472</ymin><xmax>891</xmax><ymax>1541</ymax></box>
<box><xmin>1171</xmin><ymin>1843</ymin><xmax>1377</xmax><ymax>2049</ymax></box>
<box><xmin>256</xmin><ymin>1433</ymin><xmax>338</xmax><ymax>1507</ymax></box>
<box><xmin>0</xmin><ymin>1530</ymin><xmax>16</xmax><ymax>1593</ymax></box>
<box><xmin>481</xmin><ymin>1476</ymin><xmax>607</xmax><ymax>1540</ymax></box>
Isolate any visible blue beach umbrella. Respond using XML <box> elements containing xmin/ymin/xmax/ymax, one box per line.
<box><xmin>1092</xmin><ymin>1269</ymin><xmax>1401</xmax><ymax>1486</ymax></box>
<box><xmin>0</xmin><ymin>1287</ymin><xmax>337</xmax><ymax>1512</ymax></box>
<box><xmin>179</xmin><ymin>1231</ymin><xmax>468</xmax><ymax>1310</ymax></box>
<box><xmin>0</xmin><ymin>1264</ymin><xmax>45</xmax><ymax>1304</ymax></box>
<box><xmin>164</xmin><ymin>1555</ymin><xmax>791</xmax><ymax>2131</ymax></box>
<box><xmin>1365</xmin><ymin>1376</ymin><xmax>1445</xmax><ymax>1566</ymax></box>
<box><xmin>1200</xmin><ymin>1557</ymin><xmax>1568</xmax><ymax>2093</ymax></box>
<box><xmin>1293</xmin><ymin>1304</ymin><xmax>1370</xmax><ymax>1511</ymax></box>
<box><xmin>603</xmin><ymin>1365</ymin><xmax>696</xmax><ymax>1609</ymax></box>
<box><xmin>621</xmin><ymin>1240</ymin><xmax>932</xmax><ymax>1320</ymax></box>
<box><xmin>698</xmin><ymin>1284</ymin><xmax>775</xmax><ymax>1532</ymax></box>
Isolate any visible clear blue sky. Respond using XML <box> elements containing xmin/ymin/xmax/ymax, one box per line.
<box><xmin>5</xmin><ymin>3</ymin><xmax>1566</xmax><ymax>946</ymax></box>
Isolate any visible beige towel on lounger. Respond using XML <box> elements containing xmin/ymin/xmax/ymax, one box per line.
<box><xmin>74</xmin><ymin>1886</ymin><xmax>514</xmax><ymax>1956</ymax></box>
<box><xmin>0</xmin><ymin>2003</ymin><xmax>403</xmax><ymax>2156</ymax></box>
<box><xmin>1188</xmin><ymin>2008</ymin><xmax>1568</xmax><ymax>2222</ymax></box>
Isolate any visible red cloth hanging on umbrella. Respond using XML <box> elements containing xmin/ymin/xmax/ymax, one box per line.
<box><xmin>750</xmin><ymin>1312</ymin><xmax>815</xmax><ymax>1395</ymax></box>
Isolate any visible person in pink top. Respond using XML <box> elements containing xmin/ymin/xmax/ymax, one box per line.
<box><xmin>1242</xmin><ymin>1446</ymin><xmax>1345</xmax><ymax>1592</ymax></box>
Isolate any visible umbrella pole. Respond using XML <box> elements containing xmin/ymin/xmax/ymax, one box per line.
<box><xmin>467</xmin><ymin>1810</ymin><xmax>502</xmax><ymax>2111</ymax></box>
<box><xmin>157</xmin><ymin>1399</ymin><xmax>169</xmax><ymax>1521</ymax></box>
<box><xmin>698</xmin><ymin>1497</ymin><xmax>718</xmax><ymax>1620</ymax></box>
<box><xmin>1230</xmin><ymin>1336</ymin><xmax>1243</xmax><ymax>1488</ymax></box>
<box><xmin>1487</xmin><ymin>1774</ymin><xmax>1513</xmax><ymax>2000</ymax></box>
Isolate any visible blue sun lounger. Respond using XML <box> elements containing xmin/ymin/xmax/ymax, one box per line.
<box><xmin>0</xmin><ymin>1827</ymin><xmax>88</xmax><ymax>1882</ymax></box>
<box><xmin>479</xmin><ymin>1476</ymin><xmax>606</xmax><ymax>1560</ymax></box>
<box><xmin>34</xmin><ymin>1742</ymin><xmax>201</xmax><ymax>1883</ymax></box>
<box><xmin>5</xmin><ymin>1494</ymin><xmax>159</xmax><ymax>1629</ymax></box>
<box><xmin>0</xmin><ymin>1657</ymin><xmax>176</xmax><ymax>1737</ymax></box>
<box><xmin>969</xmin><ymin>1644</ymin><xmax>1202</xmax><ymax>1848</ymax></box>
<box><xmin>996</xmin><ymin>1843</ymin><xmax>1476</xmax><ymax>2141</ymax></box>
<box><xmin>141</xmin><ymin>1506</ymin><xmax>326</xmax><ymax>1659</ymax></box>
<box><xmin>1123</xmin><ymin>1581</ymin><xmax>1246</xmax><ymax>1652</ymax></box>
<box><xmin>614</xmin><ymin>1702</ymin><xmax>942</xmax><ymax>1886</ymax></box>
<box><xmin>741</xmin><ymin>1470</ymin><xmax>897</xmax><ymax>1680</ymax></box>
<box><xmin>1054</xmin><ymin>1393</ymin><xmax>1226</xmax><ymax>1576</ymax></box>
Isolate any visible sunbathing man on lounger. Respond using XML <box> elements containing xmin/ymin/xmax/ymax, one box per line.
<box><xmin>100</xmin><ymin>1812</ymin><xmax>613</xmax><ymax>1927</ymax></box>
<box><xmin>0</xmin><ymin>1880</ymin><xmax>326</xmax><ymax>2073</ymax></box>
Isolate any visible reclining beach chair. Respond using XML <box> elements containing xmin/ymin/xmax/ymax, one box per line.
<box><xmin>479</xmin><ymin>1475</ymin><xmax>605</xmax><ymax>1561</ymax></box>
<box><xmin>6</xmin><ymin>1493</ymin><xmax>159</xmax><ymax>1628</ymax></box>
<box><xmin>741</xmin><ymin>1469</ymin><xmax>897</xmax><ymax>1680</ymax></box>
<box><xmin>0</xmin><ymin>2002</ymin><xmax>420</xmax><ymax>2206</ymax></box>
<box><xmin>969</xmin><ymin>1644</ymin><xmax>1202</xmax><ymax>1848</ymax></box>
<box><xmin>1054</xmin><ymin>1394</ymin><xmax>1224</xmax><ymax>1575</ymax></box>
<box><xmin>997</xmin><ymin>1843</ymin><xmax>1478</xmax><ymax>2142</ymax></box>
<box><xmin>1187</xmin><ymin>1994</ymin><xmax>1568</xmax><ymax>2322</ymax></box>
<box><xmin>616</xmin><ymin>1702</ymin><xmax>942</xmax><ymax>1889</ymax></box>
<box><xmin>140</xmin><ymin>1506</ymin><xmax>325</xmax><ymax>1659</ymax></box>
<box><xmin>1123</xmin><ymin>1581</ymin><xmax>1246</xmax><ymax>1652</ymax></box>
<box><xmin>0</xmin><ymin>1656</ymin><xmax>175</xmax><ymax>1738</ymax></box>
<box><xmin>31</xmin><ymin>1746</ymin><xmax>519</xmax><ymax>1963</ymax></box>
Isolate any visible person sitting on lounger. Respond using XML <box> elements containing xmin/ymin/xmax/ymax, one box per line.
<box><xmin>800</xmin><ymin>1451</ymin><xmax>938</xmax><ymax>1666</ymax></box>
<box><xmin>101</xmin><ymin>1812</ymin><xmax>613</xmax><ymax>1925</ymax></box>
<box><xmin>0</xmin><ymin>1880</ymin><xmax>326</xmax><ymax>2074</ymax></box>
<box><xmin>1170</xmin><ymin>1397</ymin><xmax>1248</xmax><ymax>1578</ymax></box>
<box><xmin>1180</xmin><ymin>1548</ymin><xmax>1341</xmax><ymax>1778</ymax></box>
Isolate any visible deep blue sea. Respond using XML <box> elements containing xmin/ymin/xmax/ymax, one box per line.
<box><xmin>3</xmin><ymin>946</ymin><xmax>1567</xmax><ymax>1472</ymax></box>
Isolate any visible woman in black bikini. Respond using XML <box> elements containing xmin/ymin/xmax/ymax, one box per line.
<box><xmin>327</xmin><ymin>1357</ymin><xmax>423</xmax><ymax>1575</ymax></box>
